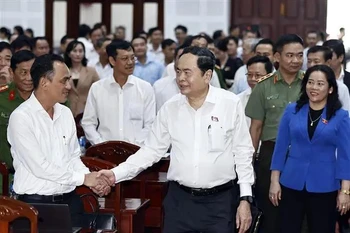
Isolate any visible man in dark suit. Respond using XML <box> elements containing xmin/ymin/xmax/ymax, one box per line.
<box><xmin>323</xmin><ymin>39</ymin><xmax>350</xmax><ymax>93</ymax></box>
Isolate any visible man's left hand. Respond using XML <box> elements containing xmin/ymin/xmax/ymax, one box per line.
<box><xmin>236</xmin><ymin>200</ymin><xmax>252</xmax><ymax>233</ymax></box>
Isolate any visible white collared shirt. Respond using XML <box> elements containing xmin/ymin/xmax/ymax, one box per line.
<box><xmin>238</xmin><ymin>87</ymin><xmax>252</xmax><ymax>127</ymax></box>
<box><xmin>337</xmin><ymin>80</ymin><xmax>350</xmax><ymax>113</ymax></box>
<box><xmin>147</xmin><ymin>43</ymin><xmax>164</xmax><ymax>63</ymax></box>
<box><xmin>8</xmin><ymin>94</ymin><xmax>89</xmax><ymax>195</ymax></box>
<box><xmin>81</xmin><ymin>75</ymin><xmax>156</xmax><ymax>146</ymax></box>
<box><xmin>337</xmin><ymin>66</ymin><xmax>345</xmax><ymax>82</ymax></box>
<box><xmin>153</xmin><ymin>75</ymin><xmax>179</xmax><ymax>112</ymax></box>
<box><xmin>89</xmin><ymin>61</ymin><xmax>113</xmax><ymax>80</ymax></box>
<box><xmin>87</xmin><ymin>49</ymin><xmax>99</xmax><ymax>67</ymax></box>
<box><xmin>112</xmin><ymin>86</ymin><xmax>255</xmax><ymax>196</ymax></box>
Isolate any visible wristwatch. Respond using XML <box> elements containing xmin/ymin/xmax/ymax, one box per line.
<box><xmin>240</xmin><ymin>196</ymin><xmax>254</xmax><ymax>204</ymax></box>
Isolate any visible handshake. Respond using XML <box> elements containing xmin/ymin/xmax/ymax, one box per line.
<box><xmin>83</xmin><ymin>170</ymin><xmax>116</xmax><ymax>196</ymax></box>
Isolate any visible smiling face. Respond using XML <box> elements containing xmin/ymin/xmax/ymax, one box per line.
<box><xmin>176</xmin><ymin>53</ymin><xmax>211</xmax><ymax>98</ymax></box>
<box><xmin>43</xmin><ymin>61</ymin><xmax>72</xmax><ymax>103</ymax></box>
<box><xmin>306</xmin><ymin>70</ymin><xmax>332</xmax><ymax>107</ymax></box>
<box><xmin>12</xmin><ymin>59</ymin><xmax>35</xmax><ymax>93</ymax></box>
<box><xmin>109</xmin><ymin>48</ymin><xmax>135</xmax><ymax>76</ymax></box>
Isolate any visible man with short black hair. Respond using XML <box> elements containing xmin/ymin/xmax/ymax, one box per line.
<box><xmin>32</xmin><ymin>37</ymin><xmax>50</xmax><ymax>57</ymax></box>
<box><xmin>174</xmin><ymin>25</ymin><xmax>187</xmax><ymax>46</ymax></box>
<box><xmin>10</xmin><ymin>35</ymin><xmax>32</xmax><ymax>52</ymax></box>
<box><xmin>147</xmin><ymin>27</ymin><xmax>164</xmax><ymax>63</ymax></box>
<box><xmin>0</xmin><ymin>42</ymin><xmax>12</xmax><ymax>85</ymax></box>
<box><xmin>59</xmin><ymin>35</ymin><xmax>74</xmax><ymax>56</ymax></box>
<box><xmin>82</xmin><ymin>40</ymin><xmax>155</xmax><ymax>146</ymax></box>
<box><xmin>9</xmin><ymin>54</ymin><xmax>111</xmax><ymax>226</ymax></box>
<box><xmin>246</xmin><ymin>34</ymin><xmax>305</xmax><ymax>233</ymax></box>
<box><xmin>0</xmin><ymin>50</ymin><xmax>35</xmax><ymax>194</ymax></box>
<box><xmin>99</xmin><ymin>46</ymin><xmax>254</xmax><ymax>233</ymax></box>
<box><xmin>323</xmin><ymin>39</ymin><xmax>350</xmax><ymax>91</ymax></box>
<box><xmin>132</xmin><ymin>36</ymin><xmax>164</xmax><ymax>85</ymax></box>
<box><xmin>161</xmin><ymin>39</ymin><xmax>176</xmax><ymax>66</ymax></box>
<box><xmin>86</xmin><ymin>26</ymin><xmax>103</xmax><ymax>66</ymax></box>
<box><xmin>88</xmin><ymin>38</ymin><xmax>112</xmax><ymax>80</ymax></box>
<box><xmin>302</xmin><ymin>30</ymin><xmax>318</xmax><ymax>70</ymax></box>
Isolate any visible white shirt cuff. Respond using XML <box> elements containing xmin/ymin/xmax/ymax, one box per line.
<box><xmin>72</xmin><ymin>172</ymin><xmax>86</xmax><ymax>186</ymax></box>
<box><xmin>239</xmin><ymin>183</ymin><xmax>252</xmax><ymax>197</ymax></box>
<box><xmin>112</xmin><ymin>166</ymin><xmax>129</xmax><ymax>183</ymax></box>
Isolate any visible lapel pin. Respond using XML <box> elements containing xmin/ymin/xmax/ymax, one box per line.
<box><xmin>322</xmin><ymin>118</ymin><xmax>328</xmax><ymax>124</ymax></box>
<box><xmin>211</xmin><ymin>116</ymin><xmax>219</xmax><ymax>122</ymax></box>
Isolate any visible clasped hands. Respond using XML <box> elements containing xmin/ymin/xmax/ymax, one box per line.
<box><xmin>83</xmin><ymin>170</ymin><xmax>116</xmax><ymax>196</ymax></box>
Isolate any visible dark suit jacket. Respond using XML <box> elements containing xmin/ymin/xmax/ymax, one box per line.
<box><xmin>271</xmin><ymin>103</ymin><xmax>350</xmax><ymax>192</ymax></box>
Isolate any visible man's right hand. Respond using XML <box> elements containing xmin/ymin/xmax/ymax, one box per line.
<box><xmin>97</xmin><ymin>169</ymin><xmax>116</xmax><ymax>184</ymax></box>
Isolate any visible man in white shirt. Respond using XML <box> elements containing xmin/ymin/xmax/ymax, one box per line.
<box><xmin>8</xmin><ymin>54</ymin><xmax>111</xmax><ymax>226</ymax></box>
<box><xmin>238</xmin><ymin>56</ymin><xmax>274</xmax><ymax>127</ymax></box>
<box><xmin>147</xmin><ymin>27</ymin><xmax>164</xmax><ymax>63</ymax></box>
<box><xmin>231</xmin><ymin>38</ymin><xmax>273</xmax><ymax>94</ymax></box>
<box><xmin>82</xmin><ymin>40</ymin><xmax>156</xmax><ymax>146</ymax></box>
<box><xmin>302</xmin><ymin>31</ymin><xmax>318</xmax><ymax>71</ymax></box>
<box><xmin>153</xmin><ymin>45</ymin><xmax>183</xmax><ymax>111</ymax></box>
<box><xmin>86</xmin><ymin>26</ymin><xmax>103</xmax><ymax>66</ymax></box>
<box><xmin>98</xmin><ymin>47</ymin><xmax>254</xmax><ymax>233</ymax></box>
<box><xmin>307</xmin><ymin>45</ymin><xmax>350</xmax><ymax>111</ymax></box>
<box><xmin>88</xmin><ymin>38</ymin><xmax>113</xmax><ymax>80</ymax></box>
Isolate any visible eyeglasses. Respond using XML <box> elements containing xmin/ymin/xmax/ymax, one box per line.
<box><xmin>116</xmin><ymin>56</ymin><xmax>136</xmax><ymax>62</ymax></box>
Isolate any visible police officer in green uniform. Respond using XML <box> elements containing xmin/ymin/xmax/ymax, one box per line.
<box><xmin>245</xmin><ymin>34</ymin><xmax>304</xmax><ymax>233</ymax></box>
<box><xmin>0</xmin><ymin>50</ymin><xmax>36</xmax><ymax>194</ymax></box>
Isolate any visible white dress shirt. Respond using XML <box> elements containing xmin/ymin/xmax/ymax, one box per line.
<box><xmin>112</xmin><ymin>86</ymin><xmax>255</xmax><ymax>196</ymax></box>
<box><xmin>78</xmin><ymin>37</ymin><xmax>94</xmax><ymax>59</ymax></box>
<box><xmin>337</xmin><ymin>80</ymin><xmax>350</xmax><ymax>112</ymax></box>
<box><xmin>230</xmin><ymin>65</ymin><xmax>248</xmax><ymax>94</ymax></box>
<box><xmin>147</xmin><ymin>44</ymin><xmax>165</xmax><ymax>63</ymax></box>
<box><xmin>153</xmin><ymin>75</ymin><xmax>179</xmax><ymax>112</ymax></box>
<box><xmin>82</xmin><ymin>75</ymin><xmax>156</xmax><ymax>146</ymax></box>
<box><xmin>238</xmin><ymin>88</ymin><xmax>252</xmax><ymax>127</ymax></box>
<box><xmin>89</xmin><ymin>61</ymin><xmax>113</xmax><ymax>80</ymax></box>
<box><xmin>8</xmin><ymin>94</ymin><xmax>89</xmax><ymax>195</ymax></box>
<box><xmin>337</xmin><ymin>66</ymin><xmax>345</xmax><ymax>82</ymax></box>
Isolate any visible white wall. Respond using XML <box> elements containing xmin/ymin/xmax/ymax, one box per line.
<box><xmin>164</xmin><ymin>0</ymin><xmax>231</xmax><ymax>39</ymax></box>
<box><xmin>0</xmin><ymin>0</ymin><xmax>45</xmax><ymax>37</ymax></box>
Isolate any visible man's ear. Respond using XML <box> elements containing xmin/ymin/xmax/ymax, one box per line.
<box><xmin>274</xmin><ymin>52</ymin><xmax>281</xmax><ymax>63</ymax></box>
<box><xmin>108</xmin><ymin>56</ymin><xmax>116</xmax><ymax>67</ymax></box>
<box><xmin>204</xmin><ymin>69</ymin><xmax>213</xmax><ymax>83</ymax></box>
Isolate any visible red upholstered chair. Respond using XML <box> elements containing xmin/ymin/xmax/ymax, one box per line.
<box><xmin>0</xmin><ymin>162</ymin><xmax>9</xmax><ymax>196</ymax></box>
<box><xmin>76</xmin><ymin>157</ymin><xmax>150</xmax><ymax>233</ymax></box>
<box><xmin>0</xmin><ymin>196</ymin><xmax>38</xmax><ymax>233</ymax></box>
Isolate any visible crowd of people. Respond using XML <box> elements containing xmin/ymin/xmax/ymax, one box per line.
<box><xmin>1</xmin><ymin>22</ymin><xmax>350</xmax><ymax>233</ymax></box>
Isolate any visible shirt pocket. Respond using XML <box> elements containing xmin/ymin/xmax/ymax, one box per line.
<box><xmin>208</xmin><ymin>124</ymin><xmax>225</xmax><ymax>152</ymax></box>
<box><xmin>265</xmin><ymin>100</ymin><xmax>285</xmax><ymax>126</ymax></box>
<box><xmin>129</xmin><ymin>104</ymin><xmax>143</xmax><ymax>121</ymax></box>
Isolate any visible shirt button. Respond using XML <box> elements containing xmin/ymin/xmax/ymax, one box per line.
<box><xmin>288</xmin><ymin>101</ymin><xmax>291</xmax><ymax>104</ymax></box>
<box><xmin>289</xmin><ymin>86</ymin><xmax>291</xmax><ymax>88</ymax></box>
<box><xmin>272</xmin><ymin>105</ymin><xmax>275</xmax><ymax>108</ymax></box>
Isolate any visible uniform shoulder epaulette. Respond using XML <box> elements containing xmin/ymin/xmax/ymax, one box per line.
<box><xmin>257</xmin><ymin>73</ymin><xmax>274</xmax><ymax>83</ymax></box>
<box><xmin>214</xmin><ymin>64</ymin><xmax>221</xmax><ymax>70</ymax></box>
<box><xmin>0</xmin><ymin>85</ymin><xmax>9</xmax><ymax>93</ymax></box>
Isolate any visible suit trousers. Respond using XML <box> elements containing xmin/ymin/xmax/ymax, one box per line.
<box><xmin>163</xmin><ymin>181</ymin><xmax>238</xmax><ymax>233</ymax></box>
<box><xmin>280</xmin><ymin>185</ymin><xmax>337</xmax><ymax>233</ymax></box>
<box><xmin>255</xmin><ymin>141</ymin><xmax>280</xmax><ymax>233</ymax></box>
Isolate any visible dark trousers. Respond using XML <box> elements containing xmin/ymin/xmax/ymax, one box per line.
<box><xmin>255</xmin><ymin>141</ymin><xmax>280</xmax><ymax>233</ymax></box>
<box><xmin>280</xmin><ymin>185</ymin><xmax>337</xmax><ymax>233</ymax></box>
<box><xmin>163</xmin><ymin>182</ymin><xmax>238</xmax><ymax>233</ymax></box>
<box><xmin>17</xmin><ymin>190</ymin><xmax>84</xmax><ymax>227</ymax></box>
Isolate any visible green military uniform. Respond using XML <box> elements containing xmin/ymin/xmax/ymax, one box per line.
<box><xmin>0</xmin><ymin>82</ymin><xmax>27</xmax><ymax>194</ymax></box>
<box><xmin>214</xmin><ymin>65</ymin><xmax>227</xmax><ymax>89</ymax></box>
<box><xmin>245</xmin><ymin>70</ymin><xmax>304</xmax><ymax>233</ymax></box>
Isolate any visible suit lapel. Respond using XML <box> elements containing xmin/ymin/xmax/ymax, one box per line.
<box><xmin>298</xmin><ymin>104</ymin><xmax>310</xmax><ymax>142</ymax></box>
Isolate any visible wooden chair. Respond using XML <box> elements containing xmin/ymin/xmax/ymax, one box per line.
<box><xmin>85</xmin><ymin>141</ymin><xmax>140</xmax><ymax>165</ymax></box>
<box><xmin>0</xmin><ymin>196</ymin><xmax>38</xmax><ymax>233</ymax></box>
<box><xmin>85</xmin><ymin>141</ymin><xmax>169</xmax><ymax>232</ymax></box>
<box><xmin>76</xmin><ymin>157</ymin><xmax>150</xmax><ymax>233</ymax></box>
<box><xmin>0</xmin><ymin>162</ymin><xmax>9</xmax><ymax>196</ymax></box>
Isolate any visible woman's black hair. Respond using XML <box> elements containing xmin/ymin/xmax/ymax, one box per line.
<box><xmin>296</xmin><ymin>65</ymin><xmax>341</xmax><ymax>120</ymax></box>
<box><xmin>64</xmin><ymin>40</ymin><xmax>87</xmax><ymax>68</ymax></box>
